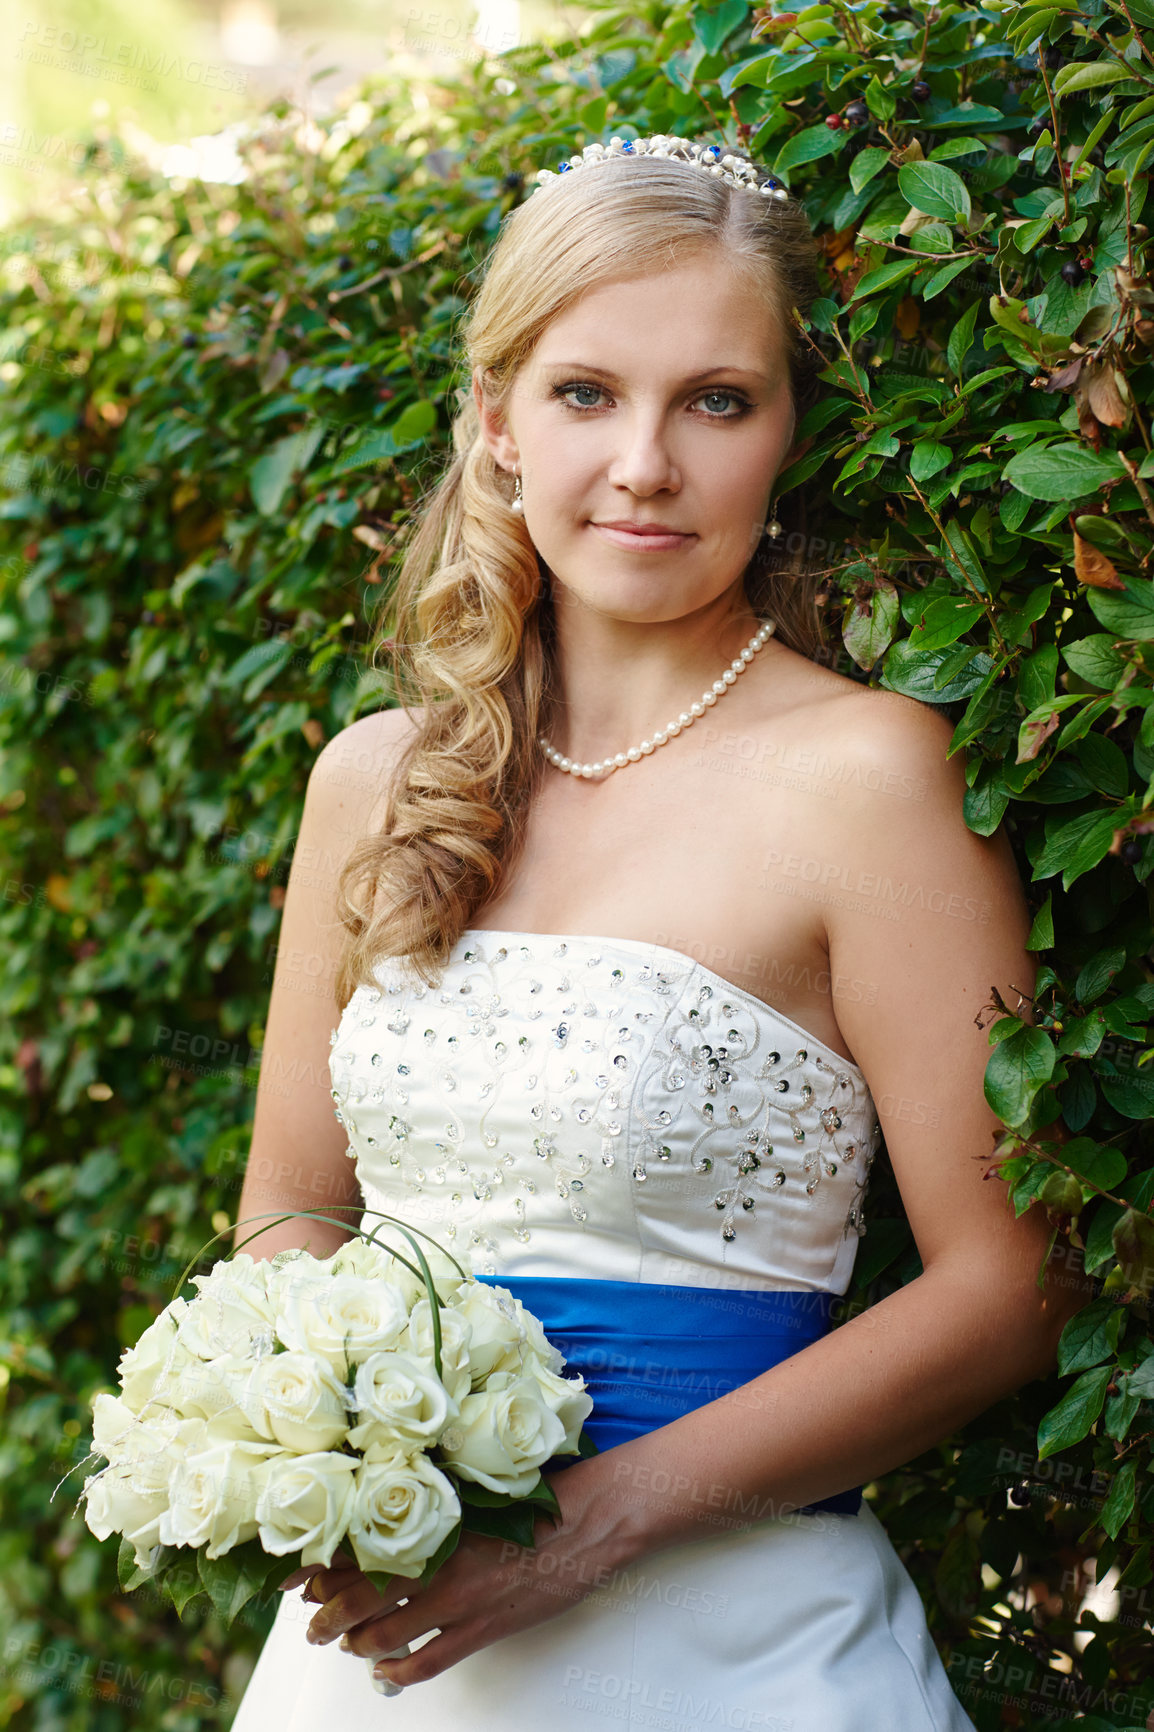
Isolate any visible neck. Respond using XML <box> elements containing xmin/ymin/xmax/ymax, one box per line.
<box><xmin>542</xmin><ymin>586</ymin><xmax>768</xmax><ymax>765</ymax></box>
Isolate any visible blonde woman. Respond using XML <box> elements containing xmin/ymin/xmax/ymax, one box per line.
<box><xmin>230</xmin><ymin>136</ymin><xmax>1088</xmax><ymax>1731</ymax></box>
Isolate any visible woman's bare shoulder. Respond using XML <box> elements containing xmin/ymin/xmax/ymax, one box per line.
<box><xmin>777</xmin><ymin>645</ymin><xmax>957</xmax><ymax>769</ymax></box>
<box><xmin>313</xmin><ymin>703</ymin><xmax>428</xmax><ymax>829</ymax></box>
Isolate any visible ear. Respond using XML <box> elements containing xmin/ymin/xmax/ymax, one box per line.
<box><xmin>472</xmin><ymin>366</ymin><xmax>520</xmax><ymax>475</ymax></box>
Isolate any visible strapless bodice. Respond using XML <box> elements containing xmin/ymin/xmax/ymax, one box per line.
<box><xmin>328</xmin><ymin>930</ymin><xmax>881</xmax><ymax>1295</ymax></box>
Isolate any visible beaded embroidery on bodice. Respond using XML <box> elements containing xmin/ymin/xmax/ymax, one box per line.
<box><xmin>328</xmin><ymin>931</ymin><xmax>881</xmax><ymax>1295</ymax></box>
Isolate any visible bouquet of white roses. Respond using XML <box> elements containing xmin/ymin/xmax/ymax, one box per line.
<box><xmin>76</xmin><ymin>1214</ymin><xmax>595</xmax><ymax>1628</ymax></box>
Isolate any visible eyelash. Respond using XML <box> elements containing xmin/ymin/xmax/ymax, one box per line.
<box><xmin>549</xmin><ymin>381</ymin><xmax>754</xmax><ymax>421</ymax></box>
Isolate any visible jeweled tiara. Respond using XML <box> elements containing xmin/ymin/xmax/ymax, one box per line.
<box><xmin>529</xmin><ymin>133</ymin><xmax>790</xmax><ymax>201</ymax></box>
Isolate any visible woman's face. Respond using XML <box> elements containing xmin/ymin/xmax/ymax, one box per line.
<box><xmin>474</xmin><ymin>252</ymin><xmax>798</xmax><ymax>627</ymax></box>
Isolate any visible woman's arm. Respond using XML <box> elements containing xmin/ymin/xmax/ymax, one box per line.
<box><xmin>234</xmin><ymin>708</ymin><xmax>415</xmax><ymax>1264</ymax></box>
<box><xmin>582</xmin><ymin>692</ymin><xmax>1095</xmax><ymax>1556</ymax></box>
<box><xmin>305</xmin><ymin>694</ymin><xmax>1094</xmax><ymax>1684</ymax></box>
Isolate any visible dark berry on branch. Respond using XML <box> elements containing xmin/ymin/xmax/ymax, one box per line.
<box><xmin>911</xmin><ymin>80</ymin><xmax>931</xmax><ymax>101</ymax></box>
<box><xmin>1060</xmin><ymin>260</ymin><xmax>1086</xmax><ymax>286</ymax></box>
<box><xmin>1010</xmin><ymin>1482</ymin><xmax>1032</xmax><ymax>1507</ymax></box>
<box><xmin>1122</xmin><ymin>839</ymin><xmax>1144</xmax><ymax>866</ymax></box>
<box><xmin>502</xmin><ymin>172</ymin><xmax>524</xmax><ymax>191</ymax></box>
<box><xmin>844</xmin><ymin>100</ymin><xmax>869</xmax><ymax>126</ymax></box>
<box><xmin>338</xmin><ymin>254</ymin><xmax>352</xmax><ymax>270</ymax></box>
<box><xmin>182</xmin><ymin>334</ymin><xmax>197</xmax><ymax>349</ymax></box>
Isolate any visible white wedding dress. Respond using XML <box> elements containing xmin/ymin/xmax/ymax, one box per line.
<box><xmin>231</xmin><ymin>930</ymin><xmax>976</xmax><ymax>1731</ymax></box>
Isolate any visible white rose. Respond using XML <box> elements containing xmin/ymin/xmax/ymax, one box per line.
<box><xmin>329</xmin><ymin>1237</ymin><xmax>392</xmax><ymax>1281</ymax></box>
<box><xmin>82</xmin><ymin>1412</ymin><xmax>208</xmax><ymax>1568</ymax></box>
<box><xmin>117</xmin><ymin>1303</ymin><xmax>198</xmax><ymax>1413</ymax></box>
<box><xmin>158</xmin><ymin>1438</ymin><xmax>280</xmax><ymax>1559</ymax></box>
<box><xmin>255</xmin><ymin>1451</ymin><xmax>359</xmax><ymax>1568</ymax></box>
<box><xmin>346</xmin><ymin>1351</ymin><xmax>457</xmax><ymax>1452</ymax></box>
<box><xmin>258</xmin><ymin>1352</ymin><xmax>351</xmax><ymax>1453</ymax></box>
<box><xmin>162</xmin><ymin>1352</ymin><xmax>273</xmax><ymax>1443</ymax></box>
<box><xmin>274</xmin><ymin>1273</ymin><xmax>408</xmax><ymax>1376</ymax></box>
<box><xmin>448</xmin><ymin>1281</ymin><xmax>563</xmax><ymax>1386</ymax></box>
<box><xmin>402</xmin><ymin>1300</ymin><xmax>471</xmax><ymax>1403</ymax></box>
<box><xmin>522</xmin><ymin>1358</ymin><xmax>593</xmax><ymax>1455</ymax></box>
<box><xmin>181</xmin><ymin>1257</ymin><xmax>278</xmax><ymax>1360</ymax></box>
<box><xmin>368</xmin><ymin>1243</ymin><xmax>471</xmax><ymax>1311</ymax></box>
<box><xmin>438</xmin><ymin>1371</ymin><xmax>566</xmax><ymax>1496</ymax></box>
<box><xmin>348</xmin><ymin>1448</ymin><xmax>460</xmax><ymax>1578</ymax></box>
<box><xmin>90</xmin><ymin>1392</ymin><xmax>140</xmax><ymax>1463</ymax></box>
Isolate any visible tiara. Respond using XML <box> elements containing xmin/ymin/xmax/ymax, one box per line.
<box><xmin>530</xmin><ymin>134</ymin><xmax>790</xmax><ymax>202</ymax></box>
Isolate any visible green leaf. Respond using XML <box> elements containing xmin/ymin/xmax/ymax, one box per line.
<box><xmin>1066</xmin><ymin>1138</ymin><xmax>1128</xmax><ymax>1191</ymax></box>
<box><xmin>897</xmin><ymin>161</ymin><xmax>972</xmax><ymax>224</ymax></box>
<box><xmin>196</xmin><ymin>1543</ymin><xmax>272</xmax><ymax>1626</ymax></box>
<box><xmin>1056</xmin><ymin>1295</ymin><xmax>1123</xmax><ymax>1375</ymax></box>
<box><xmin>1061</xmin><ymin>635</ymin><xmax>1129</xmax><ymax>689</ymax></box>
<box><xmin>842</xmin><ymin>582</ymin><xmax>901</xmax><ymax>669</ymax></box>
<box><xmin>1099</xmin><ymin>1458</ymin><xmax>1137</xmax><ymax>1540</ymax></box>
<box><xmin>963</xmin><ymin>776</ymin><xmax>1010</xmax><ymax>835</ymax></box>
<box><xmin>1076</xmin><ymin>947</ymin><xmax>1127</xmax><ymax>1006</ymax></box>
<box><xmin>1101</xmin><ymin>1069</ymin><xmax>1154</xmax><ymax>1120</ymax></box>
<box><xmin>1036</xmin><ymin>1364</ymin><xmax>1112</xmax><ymax>1458</ymax></box>
<box><xmin>1032</xmin><ymin>807</ymin><xmax>1123</xmax><ymax>889</ymax></box>
<box><xmin>691</xmin><ymin>0</ymin><xmax>747</xmax><ymax>55</ymax></box>
<box><xmin>1053</xmin><ymin>60</ymin><xmax>1130</xmax><ymax>97</ymax></box>
<box><xmin>1026</xmin><ymin>893</ymin><xmax>1053</xmax><ymax>952</ymax></box>
<box><xmin>947</xmin><ymin>299</ymin><xmax>980</xmax><ymax>378</ymax></box>
<box><xmin>847</xmin><ymin>258</ymin><xmax>921</xmax><ymax>303</ymax></box>
<box><xmin>1002</xmin><ymin>443</ymin><xmax>1127</xmax><ymax>503</ymax></box>
<box><xmin>984</xmin><ymin>1024</ymin><xmax>1056</xmax><ymax>1126</ymax></box>
<box><xmin>910</xmin><ymin>441</ymin><xmax>952</xmax><ymax>482</ymax></box>
<box><xmin>773</xmin><ymin>124</ymin><xmax>846</xmax><ymax>176</ymax></box>
<box><xmin>1019</xmin><ymin>645</ymin><xmax>1059</xmax><ymax>713</ymax></box>
<box><xmin>849</xmin><ymin>146</ymin><xmax>892</xmax><ymax>195</ymax></box>
<box><xmin>921</xmin><ymin>257</ymin><xmax>977</xmax><ymax>300</ymax></box>
<box><xmin>1112</xmin><ymin>1206</ymin><xmax>1154</xmax><ymax>1286</ymax></box>
<box><xmin>907</xmin><ymin>595</ymin><xmax>985</xmax><ymax>651</ymax></box>
<box><xmin>1086</xmin><ymin>579</ymin><xmax>1154</xmax><ymax>642</ymax></box>
<box><xmin>881</xmin><ymin>640</ymin><xmax>995</xmax><ymax>703</ymax></box>
<box><xmin>249</xmin><ymin>425</ymin><xmax>325</xmax><ymax>516</ymax></box>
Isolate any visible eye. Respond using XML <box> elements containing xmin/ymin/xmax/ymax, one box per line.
<box><xmin>549</xmin><ymin>381</ymin><xmax>752</xmax><ymax>419</ymax></box>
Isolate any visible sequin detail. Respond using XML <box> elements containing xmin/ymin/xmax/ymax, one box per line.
<box><xmin>329</xmin><ymin>933</ymin><xmax>880</xmax><ymax>1278</ymax></box>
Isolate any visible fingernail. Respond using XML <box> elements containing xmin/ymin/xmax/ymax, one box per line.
<box><xmin>339</xmin><ymin>1635</ymin><xmax>352</xmax><ymax>1653</ymax></box>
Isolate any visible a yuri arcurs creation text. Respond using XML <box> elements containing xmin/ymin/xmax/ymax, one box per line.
<box><xmin>74</xmin><ymin>1217</ymin><xmax>595</xmax><ymax>1628</ymax></box>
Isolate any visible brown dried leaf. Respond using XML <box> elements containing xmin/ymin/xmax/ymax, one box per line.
<box><xmin>1043</xmin><ymin>356</ymin><xmax>1084</xmax><ymax>393</ymax></box>
<box><xmin>1017</xmin><ymin>713</ymin><xmax>1059</xmax><ymax>764</ymax></box>
<box><xmin>1073</xmin><ymin>531</ymin><xmax>1124</xmax><ymax>590</ymax></box>
<box><xmin>1084</xmin><ymin>362</ymin><xmax>1130</xmax><ymax>429</ymax></box>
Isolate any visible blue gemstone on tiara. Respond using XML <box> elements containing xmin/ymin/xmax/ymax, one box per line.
<box><xmin>559</xmin><ymin>162</ymin><xmax>571</xmax><ymax>172</ymax></box>
<box><xmin>622</xmin><ymin>141</ymin><xmax>635</xmax><ymax>154</ymax></box>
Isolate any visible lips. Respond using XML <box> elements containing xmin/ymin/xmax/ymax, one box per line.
<box><xmin>591</xmin><ymin>523</ymin><xmax>694</xmax><ymax>551</ymax></box>
<box><xmin>598</xmin><ymin>523</ymin><xmax>684</xmax><ymax>535</ymax></box>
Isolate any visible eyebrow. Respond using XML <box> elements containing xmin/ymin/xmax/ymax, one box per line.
<box><xmin>540</xmin><ymin>361</ymin><xmax>768</xmax><ymax>385</ymax></box>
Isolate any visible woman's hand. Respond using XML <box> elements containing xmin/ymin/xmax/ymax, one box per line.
<box><xmin>280</xmin><ymin>1458</ymin><xmax>631</xmax><ymax>1689</ymax></box>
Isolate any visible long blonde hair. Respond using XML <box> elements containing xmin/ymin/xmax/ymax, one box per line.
<box><xmin>333</xmin><ymin>143</ymin><xmax>825</xmax><ymax>1011</ymax></box>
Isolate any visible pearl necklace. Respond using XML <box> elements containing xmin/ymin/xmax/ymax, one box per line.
<box><xmin>538</xmin><ymin>617</ymin><xmax>777</xmax><ymax>780</ymax></box>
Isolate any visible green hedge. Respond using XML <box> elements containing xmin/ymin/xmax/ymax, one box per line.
<box><xmin>2</xmin><ymin>1</ymin><xmax>1154</xmax><ymax>1726</ymax></box>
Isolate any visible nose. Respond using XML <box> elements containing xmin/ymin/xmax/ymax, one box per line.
<box><xmin>606</xmin><ymin>410</ymin><xmax>682</xmax><ymax>497</ymax></box>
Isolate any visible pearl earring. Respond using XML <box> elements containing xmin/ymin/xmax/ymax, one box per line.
<box><xmin>763</xmin><ymin>501</ymin><xmax>782</xmax><ymax>540</ymax></box>
<box><xmin>511</xmin><ymin>471</ymin><xmax>523</xmax><ymax>515</ymax></box>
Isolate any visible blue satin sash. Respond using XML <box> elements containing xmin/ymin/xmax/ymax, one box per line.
<box><xmin>475</xmin><ymin>1274</ymin><xmax>862</xmax><ymax>1517</ymax></box>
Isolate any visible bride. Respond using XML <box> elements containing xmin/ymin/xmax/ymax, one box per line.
<box><xmin>229</xmin><ymin>135</ymin><xmax>1090</xmax><ymax>1730</ymax></box>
